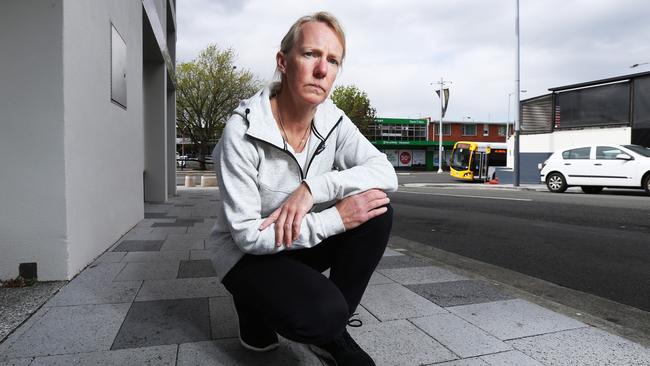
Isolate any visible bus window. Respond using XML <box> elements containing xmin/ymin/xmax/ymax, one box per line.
<box><xmin>451</xmin><ymin>148</ymin><xmax>471</xmax><ymax>170</ymax></box>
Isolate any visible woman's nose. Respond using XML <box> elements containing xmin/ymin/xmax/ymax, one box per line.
<box><xmin>314</xmin><ymin>58</ymin><xmax>328</xmax><ymax>78</ymax></box>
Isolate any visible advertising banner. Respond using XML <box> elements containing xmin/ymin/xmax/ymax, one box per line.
<box><xmin>384</xmin><ymin>150</ymin><xmax>399</xmax><ymax>167</ymax></box>
<box><xmin>412</xmin><ymin>150</ymin><xmax>426</xmax><ymax>166</ymax></box>
<box><xmin>398</xmin><ymin>150</ymin><xmax>412</xmax><ymax>167</ymax></box>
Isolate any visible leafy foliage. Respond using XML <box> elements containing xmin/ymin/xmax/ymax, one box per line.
<box><xmin>330</xmin><ymin>85</ymin><xmax>377</xmax><ymax>136</ymax></box>
<box><xmin>176</xmin><ymin>45</ymin><xmax>261</xmax><ymax>169</ymax></box>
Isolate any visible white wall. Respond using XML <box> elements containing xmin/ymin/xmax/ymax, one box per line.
<box><xmin>521</xmin><ymin>127</ymin><xmax>631</xmax><ymax>153</ymax></box>
<box><xmin>0</xmin><ymin>0</ymin><xmax>69</xmax><ymax>280</ymax></box>
<box><xmin>62</xmin><ymin>0</ymin><xmax>145</xmax><ymax>279</ymax></box>
<box><xmin>507</xmin><ymin>127</ymin><xmax>632</xmax><ymax>167</ymax></box>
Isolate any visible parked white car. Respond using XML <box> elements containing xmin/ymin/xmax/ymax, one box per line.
<box><xmin>539</xmin><ymin>144</ymin><xmax>650</xmax><ymax>194</ymax></box>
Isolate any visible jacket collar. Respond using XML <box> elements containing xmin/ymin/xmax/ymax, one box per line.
<box><xmin>237</xmin><ymin>83</ymin><xmax>343</xmax><ymax>148</ymax></box>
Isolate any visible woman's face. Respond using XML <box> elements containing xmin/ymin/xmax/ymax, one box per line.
<box><xmin>278</xmin><ymin>21</ymin><xmax>343</xmax><ymax>107</ymax></box>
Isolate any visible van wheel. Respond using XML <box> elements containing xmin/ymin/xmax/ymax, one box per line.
<box><xmin>581</xmin><ymin>186</ymin><xmax>603</xmax><ymax>194</ymax></box>
<box><xmin>546</xmin><ymin>172</ymin><xmax>567</xmax><ymax>193</ymax></box>
<box><xmin>644</xmin><ymin>174</ymin><xmax>650</xmax><ymax>195</ymax></box>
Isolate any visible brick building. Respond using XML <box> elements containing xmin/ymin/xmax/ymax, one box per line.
<box><xmin>368</xmin><ymin>117</ymin><xmax>511</xmax><ymax>170</ymax></box>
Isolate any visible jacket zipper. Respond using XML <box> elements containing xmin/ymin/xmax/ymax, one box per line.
<box><xmin>304</xmin><ymin>116</ymin><xmax>343</xmax><ymax>178</ymax></box>
<box><xmin>246</xmin><ymin>116</ymin><xmax>343</xmax><ymax>181</ymax></box>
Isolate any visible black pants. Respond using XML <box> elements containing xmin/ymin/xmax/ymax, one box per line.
<box><xmin>222</xmin><ymin>204</ymin><xmax>393</xmax><ymax>345</ymax></box>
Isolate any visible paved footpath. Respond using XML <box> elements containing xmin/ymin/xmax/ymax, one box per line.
<box><xmin>1</xmin><ymin>187</ymin><xmax>648</xmax><ymax>365</ymax></box>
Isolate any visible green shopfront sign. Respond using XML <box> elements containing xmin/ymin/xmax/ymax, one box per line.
<box><xmin>372</xmin><ymin>140</ymin><xmax>455</xmax><ymax>147</ymax></box>
<box><xmin>374</xmin><ymin>117</ymin><xmax>428</xmax><ymax>125</ymax></box>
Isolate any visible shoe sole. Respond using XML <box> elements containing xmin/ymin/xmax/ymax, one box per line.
<box><xmin>231</xmin><ymin>298</ymin><xmax>279</xmax><ymax>353</ymax></box>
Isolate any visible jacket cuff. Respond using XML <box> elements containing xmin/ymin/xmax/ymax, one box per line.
<box><xmin>303</xmin><ymin>175</ymin><xmax>333</xmax><ymax>204</ymax></box>
<box><xmin>317</xmin><ymin>206</ymin><xmax>345</xmax><ymax>237</ymax></box>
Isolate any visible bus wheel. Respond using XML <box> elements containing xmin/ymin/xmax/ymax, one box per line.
<box><xmin>581</xmin><ymin>186</ymin><xmax>603</xmax><ymax>194</ymax></box>
<box><xmin>546</xmin><ymin>172</ymin><xmax>567</xmax><ymax>193</ymax></box>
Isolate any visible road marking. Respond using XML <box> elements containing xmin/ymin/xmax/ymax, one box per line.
<box><xmin>397</xmin><ymin>189</ymin><xmax>533</xmax><ymax>202</ymax></box>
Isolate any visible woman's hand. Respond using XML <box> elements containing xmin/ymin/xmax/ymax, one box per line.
<box><xmin>335</xmin><ymin>189</ymin><xmax>390</xmax><ymax>231</ymax></box>
<box><xmin>259</xmin><ymin>182</ymin><xmax>314</xmax><ymax>247</ymax></box>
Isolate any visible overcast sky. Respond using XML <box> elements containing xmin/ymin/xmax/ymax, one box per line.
<box><xmin>176</xmin><ymin>0</ymin><xmax>650</xmax><ymax>123</ymax></box>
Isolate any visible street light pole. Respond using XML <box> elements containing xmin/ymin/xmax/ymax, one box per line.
<box><xmin>513</xmin><ymin>0</ymin><xmax>522</xmax><ymax>187</ymax></box>
<box><xmin>507</xmin><ymin>90</ymin><xmax>526</xmax><ymax>142</ymax></box>
<box><xmin>433</xmin><ymin>78</ymin><xmax>451</xmax><ymax>173</ymax></box>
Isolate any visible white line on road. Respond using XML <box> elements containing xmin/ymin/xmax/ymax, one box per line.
<box><xmin>397</xmin><ymin>189</ymin><xmax>533</xmax><ymax>202</ymax></box>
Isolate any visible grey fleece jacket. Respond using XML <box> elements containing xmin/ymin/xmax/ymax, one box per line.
<box><xmin>207</xmin><ymin>83</ymin><xmax>398</xmax><ymax>280</ymax></box>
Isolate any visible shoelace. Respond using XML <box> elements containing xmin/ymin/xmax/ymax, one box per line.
<box><xmin>346</xmin><ymin>313</ymin><xmax>363</xmax><ymax>328</ymax></box>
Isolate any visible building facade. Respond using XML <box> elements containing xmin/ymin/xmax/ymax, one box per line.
<box><xmin>0</xmin><ymin>0</ymin><xmax>177</xmax><ymax>281</ymax></box>
<box><xmin>369</xmin><ymin>117</ymin><xmax>510</xmax><ymax>170</ymax></box>
<box><xmin>501</xmin><ymin>71</ymin><xmax>650</xmax><ymax>183</ymax></box>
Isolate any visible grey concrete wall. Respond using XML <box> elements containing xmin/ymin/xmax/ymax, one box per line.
<box><xmin>0</xmin><ymin>0</ymin><xmax>69</xmax><ymax>280</ymax></box>
<box><xmin>144</xmin><ymin>60</ymin><xmax>168</xmax><ymax>202</ymax></box>
<box><xmin>62</xmin><ymin>0</ymin><xmax>145</xmax><ymax>279</ymax></box>
<box><xmin>496</xmin><ymin>152</ymin><xmax>552</xmax><ymax>184</ymax></box>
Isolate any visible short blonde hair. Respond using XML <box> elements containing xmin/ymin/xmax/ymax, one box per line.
<box><xmin>280</xmin><ymin>11</ymin><xmax>346</xmax><ymax>62</ymax></box>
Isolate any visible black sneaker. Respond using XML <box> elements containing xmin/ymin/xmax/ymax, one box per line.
<box><xmin>310</xmin><ymin>330</ymin><xmax>375</xmax><ymax>366</ymax></box>
<box><xmin>232</xmin><ymin>298</ymin><xmax>279</xmax><ymax>352</ymax></box>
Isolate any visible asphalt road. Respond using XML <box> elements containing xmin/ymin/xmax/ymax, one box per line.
<box><xmin>389</xmin><ymin>175</ymin><xmax>650</xmax><ymax>312</ymax></box>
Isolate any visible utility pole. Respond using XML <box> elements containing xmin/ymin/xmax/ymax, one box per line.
<box><xmin>433</xmin><ymin>78</ymin><xmax>451</xmax><ymax>173</ymax></box>
<box><xmin>513</xmin><ymin>0</ymin><xmax>521</xmax><ymax>186</ymax></box>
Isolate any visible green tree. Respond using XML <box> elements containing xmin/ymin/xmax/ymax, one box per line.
<box><xmin>176</xmin><ymin>45</ymin><xmax>261</xmax><ymax>170</ymax></box>
<box><xmin>330</xmin><ymin>85</ymin><xmax>377</xmax><ymax>136</ymax></box>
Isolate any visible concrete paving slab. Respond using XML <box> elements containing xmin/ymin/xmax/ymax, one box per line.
<box><xmin>46</xmin><ymin>280</ymin><xmax>141</xmax><ymax>306</ymax></box>
<box><xmin>1</xmin><ymin>303</ymin><xmax>130</xmax><ymax>359</ymax></box>
<box><xmin>349</xmin><ymin>319</ymin><xmax>457</xmax><ymax>366</ymax></box>
<box><xmin>351</xmin><ymin>304</ymin><xmax>381</xmax><ymax>326</ymax></box>
<box><xmin>122</xmin><ymin>251</ymin><xmax>189</xmax><ymax>263</ymax></box>
<box><xmin>434</xmin><ymin>359</ymin><xmax>489</xmax><ymax>366</ymax></box>
<box><xmin>161</xmin><ymin>235</ymin><xmax>205</xmax><ymax>251</ymax></box>
<box><xmin>110</xmin><ymin>234</ymin><xmax>167</xmax><ymax>251</ymax></box>
<box><xmin>367</xmin><ymin>271</ymin><xmax>394</xmax><ymax>286</ymax></box>
<box><xmin>0</xmin><ymin>282</ymin><xmax>66</xmax><ymax>342</ymax></box>
<box><xmin>135</xmin><ymin>277</ymin><xmax>228</xmax><ymax>302</ymax></box>
<box><xmin>125</xmin><ymin>227</ymin><xmax>155</xmax><ymax>234</ymax></box>
<box><xmin>144</xmin><ymin>212</ymin><xmax>175</xmax><ymax>218</ymax></box>
<box><xmin>190</xmin><ymin>250</ymin><xmax>211</xmax><ymax>260</ymax></box>
<box><xmin>479</xmin><ymin>350</ymin><xmax>545</xmax><ymax>366</ymax></box>
<box><xmin>507</xmin><ymin>327</ymin><xmax>650</xmax><ymax>366</ymax></box>
<box><xmin>177</xmin><ymin>338</ymin><xmax>324</xmax><ymax>366</ymax></box>
<box><xmin>114</xmin><ymin>262</ymin><xmax>180</xmax><ymax>281</ymax></box>
<box><xmin>150</xmin><ymin>227</ymin><xmax>189</xmax><ymax>235</ymax></box>
<box><xmin>360</xmin><ymin>283</ymin><xmax>446</xmax><ymax>321</ymax></box>
<box><xmin>71</xmin><ymin>262</ymin><xmax>126</xmax><ymax>284</ymax></box>
<box><xmin>111</xmin><ymin>298</ymin><xmax>211</xmax><ymax>350</ymax></box>
<box><xmin>178</xmin><ymin>260</ymin><xmax>218</xmax><ymax>278</ymax></box>
<box><xmin>209</xmin><ymin>297</ymin><xmax>238</xmax><ymax>339</ymax></box>
<box><xmin>448</xmin><ymin>299</ymin><xmax>587</xmax><ymax>340</ymax></box>
<box><xmin>406</xmin><ymin>280</ymin><xmax>515</xmax><ymax>307</ymax></box>
<box><xmin>375</xmin><ymin>255</ymin><xmax>431</xmax><ymax>270</ymax></box>
<box><xmin>93</xmin><ymin>251</ymin><xmax>127</xmax><ymax>263</ymax></box>
<box><xmin>0</xmin><ymin>306</ymin><xmax>51</xmax><ymax>358</ymax></box>
<box><xmin>151</xmin><ymin>222</ymin><xmax>192</xmax><ymax>228</ymax></box>
<box><xmin>29</xmin><ymin>345</ymin><xmax>177</xmax><ymax>366</ymax></box>
<box><xmin>378</xmin><ymin>266</ymin><xmax>468</xmax><ymax>285</ymax></box>
<box><xmin>0</xmin><ymin>359</ymin><xmax>33</xmax><ymax>366</ymax></box>
<box><xmin>382</xmin><ymin>247</ymin><xmax>404</xmax><ymax>257</ymax></box>
<box><xmin>135</xmin><ymin>219</ymin><xmax>176</xmax><ymax>228</ymax></box>
<box><xmin>112</xmin><ymin>240</ymin><xmax>164</xmax><ymax>252</ymax></box>
<box><xmin>410</xmin><ymin>313</ymin><xmax>511</xmax><ymax>358</ymax></box>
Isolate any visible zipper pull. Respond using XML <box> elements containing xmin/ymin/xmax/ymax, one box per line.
<box><xmin>315</xmin><ymin>143</ymin><xmax>326</xmax><ymax>155</ymax></box>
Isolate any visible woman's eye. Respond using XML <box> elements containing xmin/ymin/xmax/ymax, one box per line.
<box><xmin>328</xmin><ymin>58</ymin><xmax>339</xmax><ymax>66</ymax></box>
<box><xmin>304</xmin><ymin>51</ymin><xmax>313</xmax><ymax>57</ymax></box>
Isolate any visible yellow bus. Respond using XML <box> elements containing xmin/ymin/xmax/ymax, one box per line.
<box><xmin>449</xmin><ymin>141</ymin><xmax>508</xmax><ymax>181</ymax></box>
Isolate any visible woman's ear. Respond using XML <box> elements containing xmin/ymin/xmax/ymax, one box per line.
<box><xmin>276</xmin><ymin>51</ymin><xmax>287</xmax><ymax>74</ymax></box>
